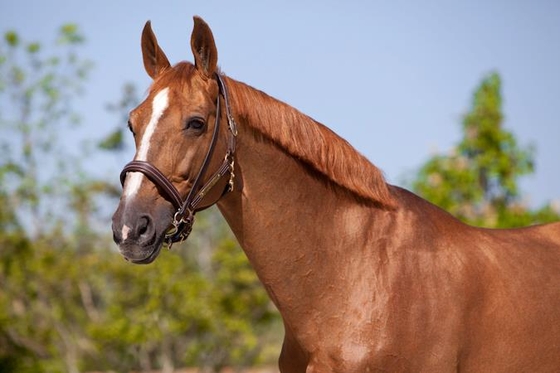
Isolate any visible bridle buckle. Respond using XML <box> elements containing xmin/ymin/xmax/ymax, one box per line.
<box><xmin>165</xmin><ymin>210</ymin><xmax>195</xmax><ymax>248</ymax></box>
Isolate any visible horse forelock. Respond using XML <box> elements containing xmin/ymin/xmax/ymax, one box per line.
<box><xmin>149</xmin><ymin>62</ymin><xmax>198</xmax><ymax>93</ymax></box>
<box><xmin>228</xmin><ymin>78</ymin><xmax>396</xmax><ymax>209</ymax></box>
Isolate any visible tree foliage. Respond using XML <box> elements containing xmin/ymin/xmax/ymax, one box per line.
<box><xmin>0</xmin><ymin>23</ymin><xmax>95</xmax><ymax>236</ymax></box>
<box><xmin>0</xmin><ymin>218</ymin><xmax>280</xmax><ymax>373</ymax></box>
<box><xmin>0</xmin><ymin>26</ymin><xmax>281</xmax><ymax>373</ymax></box>
<box><xmin>411</xmin><ymin>72</ymin><xmax>559</xmax><ymax>227</ymax></box>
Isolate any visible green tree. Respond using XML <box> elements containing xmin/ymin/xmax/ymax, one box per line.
<box><xmin>0</xmin><ymin>24</ymin><xmax>95</xmax><ymax>373</ymax></box>
<box><xmin>411</xmin><ymin>72</ymin><xmax>559</xmax><ymax>227</ymax></box>
<box><xmin>0</xmin><ymin>25</ymin><xmax>280</xmax><ymax>373</ymax></box>
<box><xmin>0</xmin><ymin>24</ymin><xmax>94</xmax><ymax>236</ymax></box>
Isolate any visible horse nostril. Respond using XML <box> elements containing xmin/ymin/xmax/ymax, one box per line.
<box><xmin>113</xmin><ymin>230</ymin><xmax>121</xmax><ymax>245</ymax></box>
<box><xmin>137</xmin><ymin>216</ymin><xmax>150</xmax><ymax>237</ymax></box>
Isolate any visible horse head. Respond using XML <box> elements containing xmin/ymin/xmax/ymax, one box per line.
<box><xmin>112</xmin><ymin>17</ymin><xmax>235</xmax><ymax>264</ymax></box>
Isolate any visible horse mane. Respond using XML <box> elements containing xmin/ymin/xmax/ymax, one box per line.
<box><xmin>225</xmin><ymin>75</ymin><xmax>396</xmax><ymax>209</ymax></box>
<box><xmin>150</xmin><ymin>62</ymin><xmax>395</xmax><ymax>209</ymax></box>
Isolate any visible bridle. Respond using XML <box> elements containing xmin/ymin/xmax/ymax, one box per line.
<box><xmin>119</xmin><ymin>74</ymin><xmax>237</xmax><ymax>247</ymax></box>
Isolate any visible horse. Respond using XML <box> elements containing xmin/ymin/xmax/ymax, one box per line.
<box><xmin>111</xmin><ymin>16</ymin><xmax>560</xmax><ymax>372</ymax></box>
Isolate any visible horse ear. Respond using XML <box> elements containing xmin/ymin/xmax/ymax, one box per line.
<box><xmin>141</xmin><ymin>21</ymin><xmax>171</xmax><ymax>79</ymax></box>
<box><xmin>190</xmin><ymin>16</ymin><xmax>218</xmax><ymax>79</ymax></box>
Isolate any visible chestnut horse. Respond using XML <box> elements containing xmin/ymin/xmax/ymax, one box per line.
<box><xmin>112</xmin><ymin>16</ymin><xmax>560</xmax><ymax>372</ymax></box>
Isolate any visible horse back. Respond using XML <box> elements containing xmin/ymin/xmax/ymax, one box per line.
<box><xmin>387</xmin><ymin>188</ymin><xmax>560</xmax><ymax>371</ymax></box>
<box><xmin>453</xmin><ymin>221</ymin><xmax>560</xmax><ymax>371</ymax></box>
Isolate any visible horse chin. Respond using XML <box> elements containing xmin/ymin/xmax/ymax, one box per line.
<box><xmin>118</xmin><ymin>237</ymin><xmax>165</xmax><ymax>265</ymax></box>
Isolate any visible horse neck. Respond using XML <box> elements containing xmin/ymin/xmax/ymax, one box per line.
<box><xmin>216</xmin><ymin>78</ymin><xmax>393</xmax><ymax>315</ymax></box>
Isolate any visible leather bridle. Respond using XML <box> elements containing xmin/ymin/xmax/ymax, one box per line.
<box><xmin>119</xmin><ymin>74</ymin><xmax>237</xmax><ymax>247</ymax></box>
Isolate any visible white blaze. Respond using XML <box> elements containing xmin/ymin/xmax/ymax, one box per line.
<box><xmin>121</xmin><ymin>225</ymin><xmax>131</xmax><ymax>240</ymax></box>
<box><xmin>123</xmin><ymin>87</ymin><xmax>170</xmax><ymax>199</ymax></box>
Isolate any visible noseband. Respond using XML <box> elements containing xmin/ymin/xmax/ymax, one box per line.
<box><xmin>119</xmin><ymin>74</ymin><xmax>237</xmax><ymax>247</ymax></box>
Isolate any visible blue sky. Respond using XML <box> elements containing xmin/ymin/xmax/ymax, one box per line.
<box><xmin>2</xmin><ymin>0</ymin><xmax>559</xmax><ymax>208</ymax></box>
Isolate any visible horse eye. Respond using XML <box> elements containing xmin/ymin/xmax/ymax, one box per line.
<box><xmin>186</xmin><ymin>118</ymin><xmax>205</xmax><ymax>131</ymax></box>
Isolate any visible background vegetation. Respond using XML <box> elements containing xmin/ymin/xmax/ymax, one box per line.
<box><xmin>0</xmin><ymin>25</ymin><xmax>280</xmax><ymax>373</ymax></box>
<box><xmin>1</xmin><ymin>25</ymin><xmax>558</xmax><ymax>373</ymax></box>
<box><xmin>410</xmin><ymin>72</ymin><xmax>559</xmax><ymax>227</ymax></box>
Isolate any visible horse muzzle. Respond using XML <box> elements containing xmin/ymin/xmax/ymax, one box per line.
<box><xmin>111</xmin><ymin>201</ymin><xmax>171</xmax><ymax>264</ymax></box>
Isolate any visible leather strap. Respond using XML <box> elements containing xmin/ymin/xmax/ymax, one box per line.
<box><xmin>177</xmin><ymin>81</ymin><xmax>223</xmax><ymax>218</ymax></box>
<box><xmin>120</xmin><ymin>161</ymin><xmax>183</xmax><ymax>211</ymax></box>
<box><xmin>119</xmin><ymin>74</ymin><xmax>237</xmax><ymax>246</ymax></box>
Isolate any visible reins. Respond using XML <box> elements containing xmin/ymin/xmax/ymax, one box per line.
<box><xmin>119</xmin><ymin>74</ymin><xmax>237</xmax><ymax>247</ymax></box>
